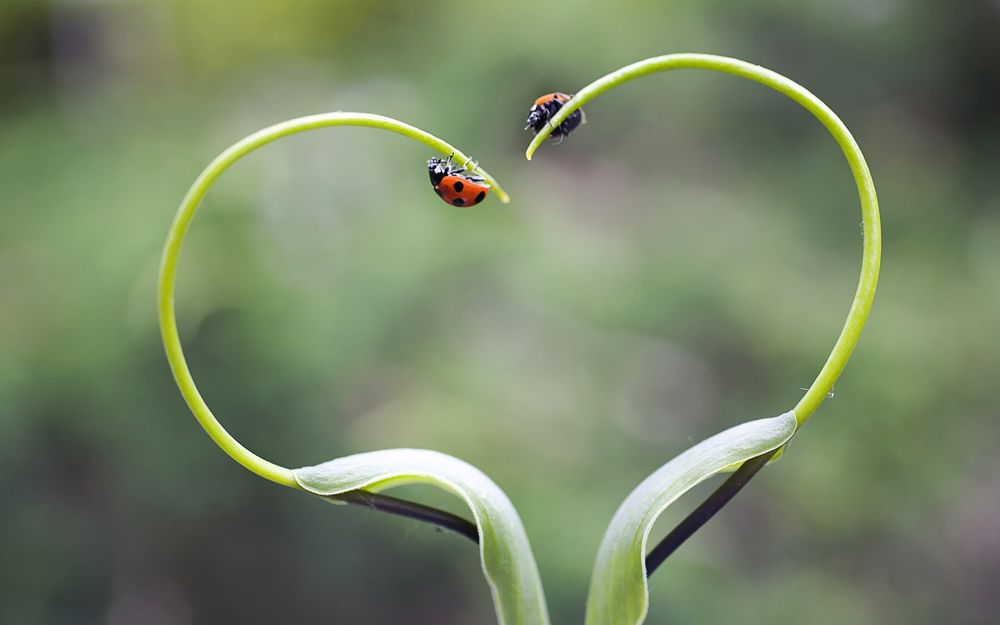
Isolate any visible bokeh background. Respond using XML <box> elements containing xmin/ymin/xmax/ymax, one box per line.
<box><xmin>2</xmin><ymin>1</ymin><xmax>999</xmax><ymax>623</ymax></box>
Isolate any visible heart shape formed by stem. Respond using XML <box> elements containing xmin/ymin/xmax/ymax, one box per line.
<box><xmin>158</xmin><ymin>54</ymin><xmax>881</xmax><ymax>625</ymax></box>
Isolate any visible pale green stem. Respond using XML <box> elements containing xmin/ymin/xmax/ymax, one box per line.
<box><xmin>526</xmin><ymin>54</ymin><xmax>880</xmax><ymax>427</ymax></box>
<box><xmin>158</xmin><ymin>112</ymin><xmax>509</xmax><ymax>488</ymax></box>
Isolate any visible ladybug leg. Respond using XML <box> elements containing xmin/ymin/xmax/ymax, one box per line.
<box><xmin>546</xmin><ymin>119</ymin><xmax>564</xmax><ymax>141</ymax></box>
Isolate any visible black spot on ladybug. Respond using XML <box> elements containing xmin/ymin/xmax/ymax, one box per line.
<box><xmin>452</xmin><ymin>198</ymin><xmax>465</xmax><ymax>206</ymax></box>
<box><xmin>475</xmin><ymin>191</ymin><xmax>486</xmax><ymax>203</ymax></box>
<box><xmin>453</xmin><ymin>181</ymin><xmax>464</xmax><ymax>192</ymax></box>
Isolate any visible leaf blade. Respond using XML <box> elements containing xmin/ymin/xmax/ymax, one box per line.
<box><xmin>586</xmin><ymin>411</ymin><xmax>798</xmax><ymax>625</ymax></box>
<box><xmin>294</xmin><ymin>448</ymin><xmax>550</xmax><ymax>625</ymax></box>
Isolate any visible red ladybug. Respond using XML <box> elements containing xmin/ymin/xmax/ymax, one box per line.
<box><xmin>524</xmin><ymin>92</ymin><xmax>585</xmax><ymax>140</ymax></box>
<box><xmin>427</xmin><ymin>154</ymin><xmax>490</xmax><ymax>207</ymax></box>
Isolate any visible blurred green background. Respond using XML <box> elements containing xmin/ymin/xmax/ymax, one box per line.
<box><xmin>2</xmin><ymin>1</ymin><xmax>999</xmax><ymax>623</ymax></box>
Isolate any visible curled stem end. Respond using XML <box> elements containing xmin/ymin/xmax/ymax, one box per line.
<box><xmin>523</xmin><ymin>54</ymin><xmax>880</xmax><ymax>428</ymax></box>
<box><xmin>159</xmin><ymin>112</ymin><xmax>511</xmax><ymax>485</ymax></box>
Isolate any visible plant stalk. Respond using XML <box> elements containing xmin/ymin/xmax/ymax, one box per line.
<box><xmin>644</xmin><ymin>448</ymin><xmax>779</xmax><ymax>576</ymax></box>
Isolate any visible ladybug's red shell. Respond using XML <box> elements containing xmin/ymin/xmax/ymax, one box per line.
<box><xmin>435</xmin><ymin>174</ymin><xmax>489</xmax><ymax>207</ymax></box>
<box><xmin>427</xmin><ymin>155</ymin><xmax>490</xmax><ymax>207</ymax></box>
<box><xmin>534</xmin><ymin>92</ymin><xmax>571</xmax><ymax>107</ymax></box>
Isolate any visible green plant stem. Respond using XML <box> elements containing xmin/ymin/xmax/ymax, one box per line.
<box><xmin>333</xmin><ymin>490</ymin><xmax>481</xmax><ymax>543</ymax></box>
<box><xmin>158</xmin><ymin>112</ymin><xmax>508</xmax><ymax>491</ymax></box>
<box><xmin>644</xmin><ymin>448</ymin><xmax>777</xmax><ymax>576</ymax></box>
<box><xmin>525</xmin><ymin>54</ymin><xmax>881</xmax><ymax>428</ymax></box>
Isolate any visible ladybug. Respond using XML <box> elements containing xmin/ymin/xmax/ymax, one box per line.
<box><xmin>524</xmin><ymin>92</ymin><xmax>586</xmax><ymax>140</ymax></box>
<box><xmin>427</xmin><ymin>154</ymin><xmax>490</xmax><ymax>207</ymax></box>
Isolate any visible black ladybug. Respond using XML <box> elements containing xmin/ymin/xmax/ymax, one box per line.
<box><xmin>524</xmin><ymin>92</ymin><xmax>586</xmax><ymax>140</ymax></box>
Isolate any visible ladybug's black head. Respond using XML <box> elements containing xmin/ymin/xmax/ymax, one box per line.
<box><xmin>427</xmin><ymin>157</ymin><xmax>449</xmax><ymax>186</ymax></box>
<box><xmin>525</xmin><ymin>106</ymin><xmax>549</xmax><ymax>133</ymax></box>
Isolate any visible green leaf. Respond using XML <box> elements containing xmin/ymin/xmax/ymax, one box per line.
<box><xmin>294</xmin><ymin>448</ymin><xmax>550</xmax><ymax>625</ymax></box>
<box><xmin>585</xmin><ymin>411</ymin><xmax>798</xmax><ymax>625</ymax></box>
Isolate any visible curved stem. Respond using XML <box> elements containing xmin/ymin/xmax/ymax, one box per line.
<box><xmin>644</xmin><ymin>447</ymin><xmax>777</xmax><ymax>576</ymax></box>
<box><xmin>525</xmin><ymin>54</ymin><xmax>881</xmax><ymax>427</ymax></box>
<box><xmin>158</xmin><ymin>112</ymin><xmax>510</xmax><ymax>488</ymax></box>
<box><xmin>333</xmin><ymin>490</ymin><xmax>480</xmax><ymax>544</ymax></box>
